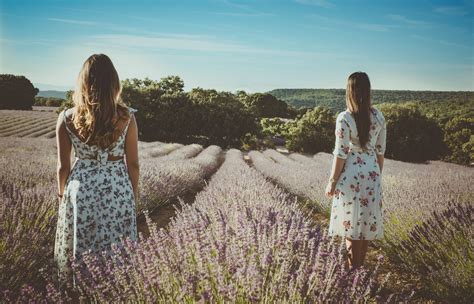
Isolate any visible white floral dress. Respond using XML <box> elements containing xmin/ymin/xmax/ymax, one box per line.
<box><xmin>54</xmin><ymin>106</ymin><xmax>138</xmax><ymax>282</ymax></box>
<box><xmin>328</xmin><ymin>107</ymin><xmax>387</xmax><ymax>240</ymax></box>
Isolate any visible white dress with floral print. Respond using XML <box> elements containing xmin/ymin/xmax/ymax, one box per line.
<box><xmin>54</xmin><ymin>106</ymin><xmax>138</xmax><ymax>282</ymax></box>
<box><xmin>328</xmin><ymin>107</ymin><xmax>387</xmax><ymax>240</ymax></box>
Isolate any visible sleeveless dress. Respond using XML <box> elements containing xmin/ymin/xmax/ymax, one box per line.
<box><xmin>53</xmin><ymin>106</ymin><xmax>138</xmax><ymax>282</ymax></box>
<box><xmin>328</xmin><ymin>107</ymin><xmax>387</xmax><ymax>240</ymax></box>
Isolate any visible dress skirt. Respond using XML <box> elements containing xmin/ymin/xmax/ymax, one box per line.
<box><xmin>328</xmin><ymin>150</ymin><xmax>384</xmax><ymax>240</ymax></box>
<box><xmin>53</xmin><ymin>158</ymin><xmax>138</xmax><ymax>282</ymax></box>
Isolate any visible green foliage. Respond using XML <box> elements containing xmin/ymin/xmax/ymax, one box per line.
<box><xmin>286</xmin><ymin>106</ymin><xmax>335</xmax><ymax>154</ymax></box>
<box><xmin>159</xmin><ymin>75</ymin><xmax>184</xmax><ymax>95</ymax></box>
<box><xmin>241</xmin><ymin>93</ymin><xmax>290</xmax><ymax>118</ymax></box>
<box><xmin>55</xmin><ymin>90</ymin><xmax>74</xmax><ymax>114</ymax></box>
<box><xmin>34</xmin><ymin>97</ymin><xmax>65</xmax><ymax>107</ymax></box>
<box><xmin>241</xmin><ymin>133</ymin><xmax>259</xmax><ymax>151</ymax></box>
<box><xmin>417</xmin><ymin>99</ymin><xmax>474</xmax><ymax>126</ymax></box>
<box><xmin>0</xmin><ymin>74</ymin><xmax>39</xmax><ymax>110</ymax></box>
<box><xmin>121</xmin><ymin>79</ymin><xmax>259</xmax><ymax>148</ymax></box>
<box><xmin>260</xmin><ymin>117</ymin><xmax>294</xmax><ymax>138</ymax></box>
<box><xmin>376</xmin><ymin>103</ymin><xmax>445</xmax><ymax>162</ymax></box>
<box><xmin>442</xmin><ymin>117</ymin><xmax>474</xmax><ymax>165</ymax></box>
<box><xmin>270</xmin><ymin>88</ymin><xmax>474</xmax><ymax>113</ymax></box>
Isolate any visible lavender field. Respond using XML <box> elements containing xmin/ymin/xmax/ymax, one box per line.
<box><xmin>0</xmin><ymin>109</ymin><xmax>473</xmax><ymax>303</ymax></box>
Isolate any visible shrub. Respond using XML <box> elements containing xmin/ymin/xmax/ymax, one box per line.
<box><xmin>442</xmin><ymin>117</ymin><xmax>474</xmax><ymax>165</ymax></box>
<box><xmin>390</xmin><ymin>201</ymin><xmax>473</xmax><ymax>302</ymax></box>
<box><xmin>121</xmin><ymin>80</ymin><xmax>259</xmax><ymax>148</ymax></box>
<box><xmin>241</xmin><ymin>93</ymin><xmax>290</xmax><ymax>118</ymax></box>
<box><xmin>376</xmin><ymin>103</ymin><xmax>445</xmax><ymax>162</ymax></box>
<box><xmin>286</xmin><ymin>106</ymin><xmax>335</xmax><ymax>154</ymax></box>
<box><xmin>0</xmin><ymin>74</ymin><xmax>39</xmax><ymax>110</ymax></box>
<box><xmin>35</xmin><ymin>97</ymin><xmax>65</xmax><ymax>107</ymax></box>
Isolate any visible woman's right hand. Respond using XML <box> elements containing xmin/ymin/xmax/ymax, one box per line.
<box><xmin>325</xmin><ymin>181</ymin><xmax>337</xmax><ymax>198</ymax></box>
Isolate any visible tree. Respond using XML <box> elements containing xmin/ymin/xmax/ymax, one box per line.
<box><xmin>376</xmin><ymin>103</ymin><xmax>445</xmax><ymax>162</ymax></box>
<box><xmin>0</xmin><ymin>74</ymin><xmax>39</xmax><ymax>110</ymax></box>
<box><xmin>286</xmin><ymin>106</ymin><xmax>335</xmax><ymax>153</ymax></box>
<box><xmin>443</xmin><ymin>117</ymin><xmax>474</xmax><ymax>165</ymax></box>
<box><xmin>159</xmin><ymin>75</ymin><xmax>184</xmax><ymax>95</ymax></box>
<box><xmin>243</xmin><ymin>93</ymin><xmax>289</xmax><ymax>118</ymax></box>
<box><xmin>120</xmin><ymin>77</ymin><xmax>259</xmax><ymax>147</ymax></box>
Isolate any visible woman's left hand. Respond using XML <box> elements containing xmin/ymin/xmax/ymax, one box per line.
<box><xmin>325</xmin><ymin>182</ymin><xmax>336</xmax><ymax>198</ymax></box>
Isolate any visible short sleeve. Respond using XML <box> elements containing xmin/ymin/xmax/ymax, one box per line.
<box><xmin>375</xmin><ymin>112</ymin><xmax>386</xmax><ymax>156</ymax></box>
<box><xmin>332</xmin><ymin>113</ymin><xmax>351</xmax><ymax>159</ymax></box>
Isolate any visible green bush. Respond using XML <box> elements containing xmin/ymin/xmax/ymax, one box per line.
<box><xmin>0</xmin><ymin>74</ymin><xmax>39</xmax><ymax>110</ymax></box>
<box><xmin>442</xmin><ymin>117</ymin><xmax>474</xmax><ymax>165</ymax></box>
<box><xmin>286</xmin><ymin>106</ymin><xmax>335</xmax><ymax>154</ymax></box>
<box><xmin>120</xmin><ymin>78</ymin><xmax>259</xmax><ymax>148</ymax></box>
<box><xmin>241</xmin><ymin>93</ymin><xmax>290</xmax><ymax>118</ymax></box>
<box><xmin>376</xmin><ymin>103</ymin><xmax>445</xmax><ymax>162</ymax></box>
<box><xmin>260</xmin><ymin>117</ymin><xmax>294</xmax><ymax>138</ymax></box>
<box><xmin>35</xmin><ymin>97</ymin><xmax>65</xmax><ymax>107</ymax></box>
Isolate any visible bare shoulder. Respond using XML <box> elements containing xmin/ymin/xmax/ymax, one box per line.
<box><xmin>63</xmin><ymin>107</ymin><xmax>76</xmax><ymax>120</ymax></box>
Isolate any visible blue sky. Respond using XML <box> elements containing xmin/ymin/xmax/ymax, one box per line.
<box><xmin>0</xmin><ymin>0</ymin><xmax>473</xmax><ymax>92</ymax></box>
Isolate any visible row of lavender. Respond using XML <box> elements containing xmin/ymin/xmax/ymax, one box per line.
<box><xmin>0</xmin><ymin>138</ymin><xmax>223</xmax><ymax>300</ymax></box>
<box><xmin>248</xmin><ymin>149</ymin><xmax>473</xmax><ymax>302</ymax></box>
<box><xmin>41</xmin><ymin>150</ymin><xmax>392</xmax><ymax>302</ymax></box>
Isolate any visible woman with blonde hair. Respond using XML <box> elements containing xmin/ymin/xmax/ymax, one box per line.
<box><xmin>325</xmin><ymin>71</ymin><xmax>387</xmax><ymax>269</ymax></box>
<box><xmin>54</xmin><ymin>54</ymin><xmax>139</xmax><ymax>284</ymax></box>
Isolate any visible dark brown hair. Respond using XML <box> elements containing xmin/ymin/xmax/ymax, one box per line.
<box><xmin>71</xmin><ymin>54</ymin><xmax>130</xmax><ymax>148</ymax></box>
<box><xmin>346</xmin><ymin>71</ymin><xmax>371</xmax><ymax>149</ymax></box>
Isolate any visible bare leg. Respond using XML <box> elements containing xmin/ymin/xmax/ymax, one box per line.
<box><xmin>345</xmin><ymin>238</ymin><xmax>362</xmax><ymax>269</ymax></box>
<box><xmin>346</xmin><ymin>239</ymin><xmax>362</xmax><ymax>268</ymax></box>
<box><xmin>360</xmin><ymin>240</ymin><xmax>370</xmax><ymax>267</ymax></box>
<box><xmin>345</xmin><ymin>238</ymin><xmax>353</xmax><ymax>268</ymax></box>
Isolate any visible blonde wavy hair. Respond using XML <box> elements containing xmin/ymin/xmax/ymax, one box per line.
<box><xmin>70</xmin><ymin>54</ymin><xmax>130</xmax><ymax>149</ymax></box>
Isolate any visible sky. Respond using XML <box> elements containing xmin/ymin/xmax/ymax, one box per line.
<box><xmin>0</xmin><ymin>0</ymin><xmax>473</xmax><ymax>92</ymax></box>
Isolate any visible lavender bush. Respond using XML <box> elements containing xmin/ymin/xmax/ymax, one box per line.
<box><xmin>310</xmin><ymin>151</ymin><xmax>474</xmax><ymax>301</ymax></box>
<box><xmin>392</xmin><ymin>200</ymin><xmax>473</xmax><ymax>302</ymax></box>
<box><xmin>47</xmin><ymin>149</ymin><xmax>387</xmax><ymax>303</ymax></box>
<box><xmin>137</xmin><ymin>145</ymin><xmax>223</xmax><ymax>213</ymax></box>
<box><xmin>139</xmin><ymin>143</ymin><xmax>183</xmax><ymax>158</ymax></box>
<box><xmin>249</xmin><ymin>150</ymin><xmax>331</xmax><ymax>213</ymax></box>
<box><xmin>0</xmin><ymin>138</ymin><xmax>58</xmax><ymax>297</ymax></box>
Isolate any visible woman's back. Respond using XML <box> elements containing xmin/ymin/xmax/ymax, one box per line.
<box><xmin>63</xmin><ymin>106</ymin><xmax>137</xmax><ymax>165</ymax></box>
<box><xmin>334</xmin><ymin>106</ymin><xmax>386</xmax><ymax>157</ymax></box>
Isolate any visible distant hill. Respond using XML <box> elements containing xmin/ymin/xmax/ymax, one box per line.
<box><xmin>37</xmin><ymin>90</ymin><xmax>67</xmax><ymax>99</ymax></box>
<box><xmin>269</xmin><ymin>89</ymin><xmax>474</xmax><ymax>112</ymax></box>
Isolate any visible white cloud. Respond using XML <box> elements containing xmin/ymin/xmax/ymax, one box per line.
<box><xmin>295</xmin><ymin>0</ymin><xmax>334</xmax><ymax>8</ymax></box>
<box><xmin>387</xmin><ymin>14</ymin><xmax>431</xmax><ymax>27</ymax></box>
<box><xmin>209</xmin><ymin>12</ymin><xmax>275</xmax><ymax>17</ymax></box>
<box><xmin>356</xmin><ymin>23</ymin><xmax>390</xmax><ymax>32</ymax></box>
<box><xmin>48</xmin><ymin>18</ymin><xmax>97</xmax><ymax>26</ymax></box>
<box><xmin>434</xmin><ymin>6</ymin><xmax>469</xmax><ymax>16</ymax></box>
<box><xmin>86</xmin><ymin>33</ymin><xmax>343</xmax><ymax>58</ymax></box>
<box><xmin>310</xmin><ymin>13</ymin><xmax>392</xmax><ymax>32</ymax></box>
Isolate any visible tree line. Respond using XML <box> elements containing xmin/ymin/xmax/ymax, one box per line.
<box><xmin>1</xmin><ymin>74</ymin><xmax>472</xmax><ymax>165</ymax></box>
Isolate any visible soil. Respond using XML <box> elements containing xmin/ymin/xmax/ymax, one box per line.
<box><xmin>136</xmin><ymin>191</ymin><xmax>197</xmax><ymax>237</ymax></box>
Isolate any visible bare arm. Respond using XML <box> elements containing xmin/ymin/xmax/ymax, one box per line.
<box><xmin>124</xmin><ymin>114</ymin><xmax>139</xmax><ymax>201</ymax></box>
<box><xmin>376</xmin><ymin>155</ymin><xmax>384</xmax><ymax>173</ymax></box>
<box><xmin>56</xmin><ymin>111</ymin><xmax>72</xmax><ymax>198</ymax></box>
<box><xmin>329</xmin><ymin>156</ymin><xmax>346</xmax><ymax>182</ymax></box>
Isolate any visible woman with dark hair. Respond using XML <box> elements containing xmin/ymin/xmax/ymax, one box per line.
<box><xmin>325</xmin><ymin>71</ymin><xmax>387</xmax><ymax>269</ymax></box>
<box><xmin>54</xmin><ymin>54</ymin><xmax>139</xmax><ymax>284</ymax></box>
